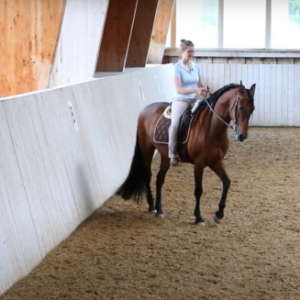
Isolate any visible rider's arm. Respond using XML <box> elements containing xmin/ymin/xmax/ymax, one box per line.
<box><xmin>173</xmin><ymin>63</ymin><xmax>198</xmax><ymax>95</ymax></box>
<box><xmin>173</xmin><ymin>76</ymin><xmax>199</xmax><ymax>95</ymax></box>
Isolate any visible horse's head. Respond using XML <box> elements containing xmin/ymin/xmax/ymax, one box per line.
<box><xmin>230</xmin><ymin>81</ymin><xmax>256</xmax><ymax>142</ymax></box>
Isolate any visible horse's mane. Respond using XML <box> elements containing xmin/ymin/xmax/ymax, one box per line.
<box><xmin>193</xmin><ymin>83</ymin><xmax>241</xmax><ymax>117</ymax></box>
<box><xmin>191</xmin><ymin>82</ymin><xmax>254</xmax><ymax>137</ymax></box>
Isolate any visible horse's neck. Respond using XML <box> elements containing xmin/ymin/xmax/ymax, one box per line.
<box><xmin>206</xmin><ymin>91</ymin><xmax>236</xmax><ymax>137</ymax></box>
<box><xmin>216</xmin><ymin>93</ymin><xmax>235</xmax><ymax>122</ymax></box>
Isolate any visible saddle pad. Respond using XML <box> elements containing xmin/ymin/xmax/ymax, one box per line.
<box><xmin>153</xmin><ymin>111</ymin><xmax>192</xmax><ymax>145</ymax></box>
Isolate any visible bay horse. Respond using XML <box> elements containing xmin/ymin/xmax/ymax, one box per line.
<box><xmin>115</xmin><ymin>81</ymin><xmax>256</xmax><ymax>225</ymax></box>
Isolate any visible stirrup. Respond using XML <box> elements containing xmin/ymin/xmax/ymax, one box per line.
<box><xmin>170</xmin><ymin>155</ymin><xmax>181</xmax><ymax>167</ymax></box>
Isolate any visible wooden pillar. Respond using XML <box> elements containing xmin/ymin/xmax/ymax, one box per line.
<box><xmin>170</xmin><ymin>1</ymin><xmax>176</xmax><ymax>47</ymax></box>
<box><xmin>147</xmin><ymin>0</ymin><xmax>174</xmax><ymax>64</ymax></box>
<box><xmin>96</xmin><ymin>0</ymin><xmax>138</xmax><ymax>72</ymax></box>
<box><xmin>265</xmin><ymin>0</ymin><xmax>272</xmax><ymax>49</ymax></box>
<box><xmin>125</xmin><ymin>0</ymin><xmax>159</xmax><ymax>67</ymax></box>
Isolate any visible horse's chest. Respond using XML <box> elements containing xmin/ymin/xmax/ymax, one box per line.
<box><xmin>205</xmin><ymin>141</ymin><xmax>228</xmax><ymax>159</ymax></box>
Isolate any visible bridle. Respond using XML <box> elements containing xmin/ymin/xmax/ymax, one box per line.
<box><xmin>202</xmin><ymin>88</ymin><xmax>240</xmax><ymax>133</ymax></box>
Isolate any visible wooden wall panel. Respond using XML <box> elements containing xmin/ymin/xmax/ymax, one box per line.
<box><xmin>0</xmin><ymin>0</ymin><xmax>65</xmax><ymax>98</ymax></box>
<box><xmin>96</xmin><ymin>0</ymin><xmax>139</xmax><ymax>72</ymax></box>
<box><xmin>147</xmin><ymin>0</ymin><xmax>174</xmax><ymax>64</ymax></box>
<box><xmin>125</xmin><ymin>0</ymin><xmax>159</xmax><ymax>67</ymax></box>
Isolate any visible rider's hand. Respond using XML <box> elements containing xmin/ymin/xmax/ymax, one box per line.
<box><xmin>195</xmin><ymin>87</ymin><xmax>208</xmax><ymax>95</ymax></box>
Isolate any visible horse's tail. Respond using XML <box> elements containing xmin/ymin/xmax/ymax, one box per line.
<box><xmin>115</xmin><ymin>132</ymin><xmax>147</xmax><ymax>203</ymax></box>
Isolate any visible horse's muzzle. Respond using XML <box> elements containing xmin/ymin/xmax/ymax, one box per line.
<box><xmin>236</xmin><ymin>133</ymin><xmax>247</xmax><ymax>142</ymax></box>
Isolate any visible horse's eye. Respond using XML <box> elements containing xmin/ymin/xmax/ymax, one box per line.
<box><xmin>239</xmin><ymin>105</ymin><xmax>243</xmax><ymax>110</ymax></box>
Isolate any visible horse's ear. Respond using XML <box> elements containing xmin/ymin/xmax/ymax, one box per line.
<box><xmin>238</xmin><ymin>80</ymin><xmax>245</xmax><ymax>93</ymax></box>
<box><xmin>250</xmin><ymin>83</ymin><xmax>256</xmax><ymax>97</ymax></box>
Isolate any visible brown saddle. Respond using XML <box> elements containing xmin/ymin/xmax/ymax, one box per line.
<box><xmin>153</xmin><ymin>102</ymin><xmax>195</xmax><ymax>145</ymax></box>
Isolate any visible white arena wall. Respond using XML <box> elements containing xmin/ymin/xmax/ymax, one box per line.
<box><xmin>0</xmin><ymin>64</ymin><xmax>175</xmax><ymax>296</ymax></box>
<box><xmin>199</xmin><ymin>63</ymin><xmax>300</xmax><ymax>126</ymax></box>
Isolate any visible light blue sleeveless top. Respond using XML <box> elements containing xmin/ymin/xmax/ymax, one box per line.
<box><xmin>173</xmin><ymin>60</ymin><xmax>202</xmax><ymax>99</ymax></box>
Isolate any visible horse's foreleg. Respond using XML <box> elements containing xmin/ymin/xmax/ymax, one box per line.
<box><xmin>155</xmin><ymin>155</ymin><xmax>170</xmax><ymax>217</ymax></box>
<box><xmin>209</xmin><ymin>160</ymin><xmax>231</xmax><ymax>223</ymax></box>
<box><xmin>194</xmin><ymin>162</ymin><xmax>205</xmax><ymax>225</ymax></box>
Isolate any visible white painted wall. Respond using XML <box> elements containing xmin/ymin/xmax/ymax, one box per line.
<box><xmin>200</xmin><ymin>63</ymin><xmax>300</xmax><ymax>126</ymax></box>
<box><xmin>0</xmin><ymin>64</ymin><xmax>175</xmax><ymax>296</ymax></box>
<box><xmin>48</xmin><ymin>0</ymin><xmax>109</xmax><ymax>87</ymax></box>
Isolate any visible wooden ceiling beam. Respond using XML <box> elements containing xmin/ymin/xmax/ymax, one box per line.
<box><xmin>125</xmin><ymin>0</ymin><xmax>160</xmax><ymax>67</ymax></box>
<box><xmin>96</xmin><ymin>0</ymin><xmax>139</xmax><ymax>72</ymax></box>
<box><xmin>147</xmin><ymin>0</ymin><xmax>175</xmax><ymax>64</ymax></box>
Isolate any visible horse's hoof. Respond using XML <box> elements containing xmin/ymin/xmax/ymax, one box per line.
<box><xmin>149</xmin><ymin>209</ymin><xmax>157</xmax><ymax>214</ymax></box>
<box><xmin>156</xmin><ymin>213</ymin><xmax>165</xmax><ymax>218</ymax></box>
<box><xmin>214</xmin><ymin>215</ymin><xmax>222</xmax><ymax>224</ymax></box>
<box><xmin>196</xmin><ymin>221</ymin><xmax>205</xmax><ymax>226</ymax></box>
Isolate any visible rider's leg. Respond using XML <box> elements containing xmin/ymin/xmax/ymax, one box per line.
<box><xmin>168</xmin><ymin>98</ymin><xmax>191</xmax><ymax>166</ymax></box>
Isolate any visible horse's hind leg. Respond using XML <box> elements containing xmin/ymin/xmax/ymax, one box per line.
<box><xmin>141</xmin><ymin>144</ymin><xmax>156</xmax><ymax>213</ymax></box>
<box><xmin>146</xmin><ymin>170</ymin><xmax>156</xmax><ymax>214</ymax></box>
<box><xmin>155</xmin><ymin>155</ymin><xmax>170</xmax><ymax>217</ymax></box>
